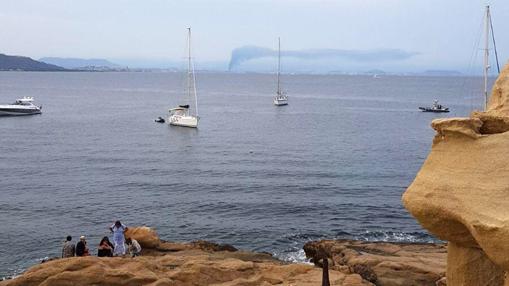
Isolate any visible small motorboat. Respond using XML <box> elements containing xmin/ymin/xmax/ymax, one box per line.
<box><xmin>419</xmin><ymin>100</ymin><xmax>449</xmax><ymax>113</ymax></box>
<box><xmin>0</xmin><ymin>97</ymin><xmax>42</xmax><ymax>116</ymax></box>
<box><xmin>155</xmin><ymin>117</ymin><xmax>165</xmax><ymax>123</ymax></box>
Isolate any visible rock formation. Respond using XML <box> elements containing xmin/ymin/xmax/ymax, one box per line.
<box><xmin>303</xmin><ymin>239</ymin><xmax>446</xmax><ymax>286</ymax></box>
<box><xmin>403</xmin><ymin>62</ymin><xmax>509</xmax><ymax>285</ymax></box>
<box><xmin>1</xmin><ymin>227</ymin><xmax>374</xmax><ymax>286</ymax></box>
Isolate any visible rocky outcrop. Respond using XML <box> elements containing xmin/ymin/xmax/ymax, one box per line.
<box><xmin>403</xmin><ymin>62</ymin><xmax>509</xmax><ymax>285</ymax></box>
<box><xmin>1</xmin><ymin>227</ymin><xmax>374</xmax><ymax>286</ymax></box>
<box><xmin>303</xmin><ymin>239</ymin><xmax>446</xmax><ymax>286</ymax></box>
<box><xmin>125</xmin><ymin>226</ymin><xmax>161</xmax><ymax>248</ymax></box>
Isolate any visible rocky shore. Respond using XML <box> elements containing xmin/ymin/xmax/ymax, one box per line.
<box><xmin>304</xmin><ymin>240</ymin><xmax>446</xmax><ymax>286</ymax></box>
<box><xmin>0</xmin><ymin>227</ymin><xmax>448</xmax><ymax>286</ymax></box>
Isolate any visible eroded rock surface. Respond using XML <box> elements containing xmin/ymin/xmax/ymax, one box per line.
<box><xmin>303</xmin><ymin>239</ymin><xmax>446</xmax><ymax>286</ymax></box>
<box><xmin>403</xmin><ymin>63</ymin><xmax>509</xmax><ymax>285</ymax></box>
<box><xmin>1</xmin><ymin>227</ymin><xmax>374</xmax><ymax>286</ymax></box>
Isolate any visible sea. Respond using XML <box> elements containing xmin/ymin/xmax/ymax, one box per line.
<box><xmin>0</xmin><ymin>71</ymin><xmax>490</xmax><ymax>279</ymax></box>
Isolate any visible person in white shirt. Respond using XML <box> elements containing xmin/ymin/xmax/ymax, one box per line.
<box><xmin>126</xmin><ymin>238</ymin><xmax>141</xmax><ymax>257</ymax></box>
<box><xmin>109</xmin><ymin>220</ymin><xmax>128</xmax><ymax>256</ymax></box>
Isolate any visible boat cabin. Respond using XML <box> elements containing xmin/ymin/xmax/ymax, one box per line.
<box><xmin>169</xmin><ymin>106</ymin><xmax>189</xmax><ymax>116</ymax></box>
<box><xmin>15</xmin><ymin>97</ymin><xmax>35</xmax><ymax>105</ymax></box>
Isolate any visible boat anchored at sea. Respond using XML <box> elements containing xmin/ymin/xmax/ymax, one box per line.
<box><xmin>273</xmin><ymin>37</ymin><xmax>288</xmax><ymax>106</ymax></box>
<box><xmin>419</xmin><ymin>100</ymin><xmax>449</xmax><ymax>113</ymax></box>
<box><xmin>168</xmin><ymin>28</ymin><xmax>199</xmax><ymax>128</ymax></box>
<box><xmin>0</xmin><ymin>97</ymin><xmax>42</xmax><ymax>116</ymax></box>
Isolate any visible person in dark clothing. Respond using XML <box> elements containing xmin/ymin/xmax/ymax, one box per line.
<box><xmin>76</xmin><ymin>236</ymin><xmax>89</xmax><ymax>257</ymax></box>
<box><xmin>98</xmin><ymin>236</ymin><xmax>114</xmax><ymax>257</ymax></box>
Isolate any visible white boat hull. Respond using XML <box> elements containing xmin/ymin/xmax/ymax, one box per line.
<box><xmin>273</xmin><ymin>98</ymin><xmax>288</xmax><ymax>106</ymax></box>
<box><xmin>0</xmin><ymin>108</ymin><xmax>41</xmax><ymax>116</ymax></box>
<box><xmin>168</xmin><ymin>115</ymin><xmax>198</xmax><ymax>128</ymax></box>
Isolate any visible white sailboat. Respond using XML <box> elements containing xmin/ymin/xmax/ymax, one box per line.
<box><xmin>481</xmin><ymin>5</ymin><xmax>500</xmax><ymax>111</ymax></box>
<box><xmin>168</xmin><ymin>28</ymin><xmax>199</xmax><ymax>128</ymax></box>
<box><xmin>273</xmin><ymin>37</ymin><xmax>288</xmax><ymax>106</ymax></box>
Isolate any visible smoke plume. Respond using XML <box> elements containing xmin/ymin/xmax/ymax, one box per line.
<box><xmin>228</xmin><ymin>46</ymin><xmax>418</xmax><ymax>70</ymax></box>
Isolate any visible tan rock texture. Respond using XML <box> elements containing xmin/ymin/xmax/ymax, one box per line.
<box><xmin>125</xmin><ymin>226</ymin><xmax>161</xmax><ymax>248</ymax></box>
<box><xmin>403</xmin><ymin>62</ymin><xmax>509</xmax><ymax>285</ymax></box>
<box><xmin>1</xmin><ymin>227</ymin><xmax>374</xmax><ymax>286</ymax></box>
<box><xmin>303</xmin><ymin>239</ymin><xmax>446</xmax><ymax>286</ymax></box>
<box><xmin>447</xmin><ymin>242</ymin><xmax>505</xmax><ymax>286</ymax></box>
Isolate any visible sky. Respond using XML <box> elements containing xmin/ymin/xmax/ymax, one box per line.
<box><xmin>0</xmin><ymin>0</ymin><xmax>508</xmax><ymax>72</ymax></box>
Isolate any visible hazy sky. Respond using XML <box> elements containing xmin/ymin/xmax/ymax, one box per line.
<box><xmin>1</xmin><ymin>0</ymin><xmax>508</xmax><ymax>71</ymax></box>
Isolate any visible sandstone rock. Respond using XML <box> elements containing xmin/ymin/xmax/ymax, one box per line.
<box><xmin>0</xmin><ymin>251</ymin><xmax>364</xmax><ymax>286</ymax></box>
<box><xmin>436</xmin><ymin>276</ymin><xmax>447</xmax><ymax>286</ymax></box>
<box><xmin>351</xmin><ymin>264</ymin><xmax>377</xmax><ymax>284</ymax></box>
<box><xmin>471</xmin><ymin>111</ymin><xmax>509</xmax><ymax>134</ymax></box>
<box><xmin>431</xmin><ymin>117</ymin><xmax>483</xmax><ymax>140</ymax></box>
<box><xmin>486</xmin><ymin>67</ymin><xmax>509</xmax><ymax>116</ymax></box>
<box><xmin>304</xmin><ymin>239</ymin><xmax>446</xmax><ymax>286</ymax></box>
<box><xmin>447</xmin><ymin>242</ymin><xmax>504</xmax><ymax>286</ymax></box>
<box><xmin>190</xmin><ymin>240</ymin><xmax>238</xmax><ymax>252</ymax></box>
<box><xmin>403</xmin><ymin>62</ymin><xmax>509</xmax><ymax>285</ymax></box>
<box><xmin>1</xmin><ymin>227</ymin><xmax>375</xmax><ymax>286</ymax></box>
<box><xmin>125</xmin><ymin>226</ymin><xmax>161</xmax><ymax>249</ymax></box>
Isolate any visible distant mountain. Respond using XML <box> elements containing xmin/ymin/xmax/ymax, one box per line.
<box><xmin>0</xmin><ymin>54</ymin><xmax>66</xmax><ymax>71</ymax></box>
<box><xmin>40</xmin><ymin>57</ymin><xmax>120</xmax><ymax>69</ymax></box>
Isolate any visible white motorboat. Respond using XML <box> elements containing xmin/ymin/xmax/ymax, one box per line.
<box><xmin>0</xmin><ymin>97</ymin><xmax>42</xmax><ymax>116</ymax></box>
<box><xmin>273</xmin><ymin>37</ymin><xmax>288</xmax><ymax>106</ymax></box>
<box><xmin>168</xmin><ymin>28</ymin><xmax>199</xmax><ymax>128</ymax></box>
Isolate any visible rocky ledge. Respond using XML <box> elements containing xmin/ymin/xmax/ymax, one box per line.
<box><xmin>1</xmin><ymin>227</ymin><xmax>378</xmax><ymax>286</ymax></box>
<box><xmin>304</xmin><ymin>239</ymin><xmax>447</xmax><ymax>286</ymax></box>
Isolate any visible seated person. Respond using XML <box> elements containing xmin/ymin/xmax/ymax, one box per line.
<box><xmin>126</xmin><ymin>238</ymin><xmax>141</xmax><ymax>257</ymax></box>
<box><xmin>76</xmin><ymin>236</ymin><xmax>90</xmax><ymax>257</ymax></box>
<box><xmin>62</xmin><ymin>235</ymin><xmax>75</xmax><ymax>258</ymax></box>
<box><xmin>98</xmin><ymin>236</ymin><xmax>114</xmax><ymax>257</ymax></box>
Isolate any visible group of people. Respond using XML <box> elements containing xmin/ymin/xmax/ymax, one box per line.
<box><xmin>62</xmin><ymin>221</ymin><xmax>142</xmax><ymax>258</ymax></box>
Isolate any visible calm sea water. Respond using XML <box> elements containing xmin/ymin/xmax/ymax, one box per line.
<box><xmin>0</xmin><ymin>71</ymin><xmax>489</xmax><ymax>278</ymax></box>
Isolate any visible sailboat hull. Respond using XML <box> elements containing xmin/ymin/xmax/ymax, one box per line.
<box><xmin>168</xmin><ymin>115</ymin><xmax>198</xmax><ymax>128</ymax></box>
<box><xmin>273</xmin><ymin>98</ymin><xmax>288</xmax><ymax>106</ymax></box>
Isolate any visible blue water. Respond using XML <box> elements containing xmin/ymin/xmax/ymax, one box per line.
<box><xmin>0</xmin><ymin>72</ymin><xmax>487</xmax><ymax>278</ymax></box>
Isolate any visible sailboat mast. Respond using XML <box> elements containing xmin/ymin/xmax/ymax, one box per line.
<box><xmin>489</xmin><ymin>9</ymin><xmax>500</xmax><ymax>74</ymax></box>
<box><xmin>187</xmin><ymin>28</ymin><xmax>192</xmax><ymax>106</ymax></box>
<box><xmin>483</xmin><ymin>5</ymin><xmax>490</xmax><ymax>111</ymax></box>
<box><xmin>277</xmin><ymin>37</ymin><xmax>281</xmax><ymax>95</ymax></box>
<box><xmin>192</xmin><ymin>48</ymin><xmax>199</xmax><ymax>117</ymax></box>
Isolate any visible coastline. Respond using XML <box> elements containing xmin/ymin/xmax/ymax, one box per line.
<box><xmin>0</xmin><ymin>227</ymin><xmax>446</xmax><ymax>286</ymax></box>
